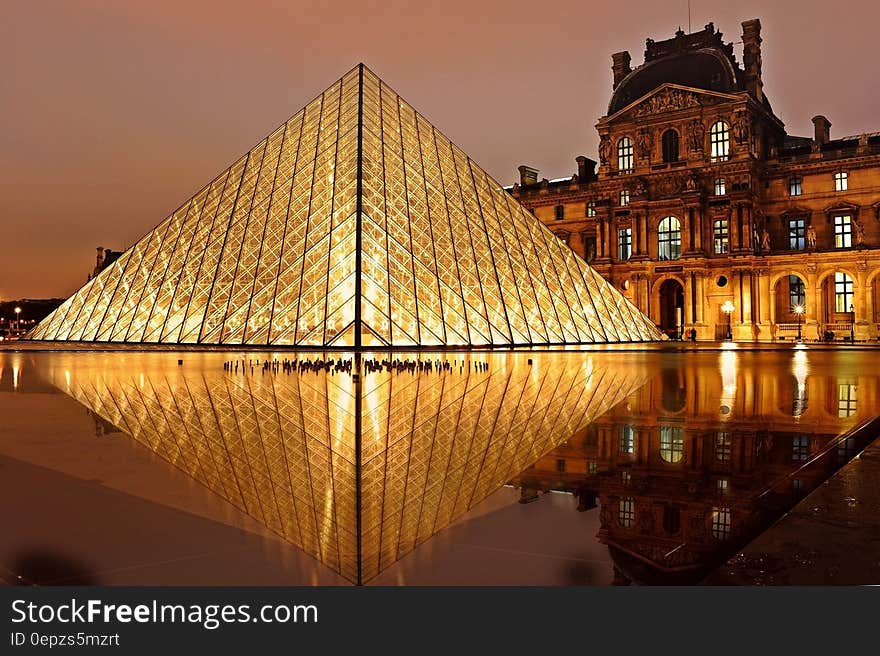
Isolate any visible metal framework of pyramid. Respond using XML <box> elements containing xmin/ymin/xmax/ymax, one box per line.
<box><xmin>29</xmin><ymin>65</ymin><xmax>663</xmax><ymax>348</ymax></box>
<box><xmin>42</xmin><ymin>350</ymin><xmax>647</xmax><ymax>583</ymax></box>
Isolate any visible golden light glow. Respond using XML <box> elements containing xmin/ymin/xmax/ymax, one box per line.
<box><xmin>27</xmin><ymin>66</ymin><xmax>662</xmax><ymax>348</ymax></box>
<box><xmin>41</xmin><ymin>351</ymin><xmax>647</xmax><ymax>583</ymax></box>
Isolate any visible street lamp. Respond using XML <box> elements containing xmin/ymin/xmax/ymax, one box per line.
<box><xmin>721</xmin><ymin>300</ymin><xmax>735</xmax><ymax>341</ymax></box>
<box><xmin>794</xmin><ymin>304</ymin><xmax>804</xmax><ymax>342</ymax></box>
<box><xmin>850</xmin><ymin>304</ymin><xmax>855</xmax><ymax>343</ymax></box>
<box><xmin>14</xmin><ymin>306</ymin><xmax>21</xmax><ymax>334</ymax></box>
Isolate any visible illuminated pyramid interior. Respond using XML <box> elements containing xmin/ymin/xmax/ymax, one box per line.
<box><xmin>29</xmin><ymin>65</ymin><xmax>663</xmax><ymax>347</ymax></box>
<box><xmin>42</xmin><ymin>351</ymin><xmax>647</xmax><ymax>583</ymax></box>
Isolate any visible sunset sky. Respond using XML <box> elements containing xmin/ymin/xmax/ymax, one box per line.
<box><xmin>2</xmin><ymin>0</ymin><xmax>878</xmax><ymax>299</ymax></box>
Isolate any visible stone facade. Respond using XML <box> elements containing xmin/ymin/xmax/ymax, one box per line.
<box><xmin>509</xmin><ymin>20</ymin><xmax>880</xmax><ymax>341</ymax></box>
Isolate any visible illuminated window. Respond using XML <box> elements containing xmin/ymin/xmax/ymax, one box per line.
<box><xmin>788</xmin><ymin>218</ymin><xmax>806</xmax><ymax>251</ymax></box>
<box><xmin>834</xmin><ymin>272</ymin><xmax>853</xmax><ymax>312</ymax></box>
<box><xmin>662</xmin><ymin>129</ymin><xmax>679</xmax><ymax>163</ymax></box>
<box><xmin>618</xmin><ymin>498</ymin><xmax>635</xmax><ymax>528</ymax></box>
<box><xmin>620</xmin><ymin>425</ymin><xmax>636</xmax><ymax>454</ymax></box>
<box><xmin>715</xmin><ymin>432</ymin><xmax>732</xmax><ymax>461</ymax></box>
<box><xmin>792</xmin><ymin>435</ymin><xmax>809</xmax><ymax>461</ymax></box>
<box><xmin>833</xmin><ymin>215</ymin><xmax>852</xmax><ymax>248</ymax></box>
<box><xmin>588</xmin><ymin>460</ymin><xmax>598</xmax><ymax>475</ymax></box>
<box><xmin>711</xmin><ymin>507</ymin><xmax>732</xmax><ymax>539</ymax></box>
<box><xmin>834</xmin><ymin>171</ymin><xmax>848</xmax><ymax>191</ymax></box>
<box><xmin>621</xmin><ymin>469</ymin><xmax>632</xmax><ymax>485</ymax></box>
<box><xmin>554</xmin><ymin>204</ymin><xmax>564</xmax><ymax>221</ymax></box>
<box><xmin>713</xmin><ymin>219</ymin><xmax>729</xmax><ymax>254</ymax></box>
<box><xmin>586</xmin><ymin>200</ymin><xmax>596</xmax><ymax>217</ymax></box>
<box><xmin>619</xmin><ymin>189</ymin><xmax>630</xmax><ymax>206</ymax></box>
<box><xmin>838</xmin><ymin>384</ymin><xmax>857</xmax><ymax>417</ymax></box>
<box><xmin>618</xmin><ymin>228</ymin><xmax>632</xmax><ymax>261</ymax></box>
<box><xmin>789</xmin><ymin>177</ymin><xmax>803</xmax><ymax>196</ymax></box>
<box><xmin>617</xmin><ymin>137</ymin><xmax>634</xmax><ymax>172</ymax></box>
<box><xmin>789</xmin><ymin>275</ymin><xmax>805</xmax><ymax>308</ymax></box>
<box><xmin>714</xmin><ymin>178</ymin><xmax>726</xmax><ymax>196</ymax></box>
<box><xmin>710</xmin><ymin>121</ymin><xmax>730</xmax><ymax>161</ymax></box>
<box><xmin>659</xmin><ymin>425</ymin><xmax>684</xmax><ymax>463</ymax></box>
<box><xmin>658</xmin><ymin>216</ymin><xmax>681</xmax><ymax>260</ymax></box>
<box><xmin>717</xmin><ymin>478</ymin><xmax>729</xmax><ymax>493</ymax></box>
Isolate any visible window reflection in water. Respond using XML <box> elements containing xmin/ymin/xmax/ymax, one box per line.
<box><xmin>8</xmin><ymin>348</ymin><xmax>879</xmax><ymax>587</ymax></box>
<box><xmin>514</xmin><ymin>351</ymin><xmax>879</xmax><ymax>585</ymax></box>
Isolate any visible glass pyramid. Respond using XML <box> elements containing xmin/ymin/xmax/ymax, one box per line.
<box><xmin>40</xmin><ymin>351</ymin><xmax>648</xmax><ymax>583</ymax></box>
<box><xmin>28</xmin><ymin>65</ymin><xmax>662</xmax><ymax>347</ymax></box>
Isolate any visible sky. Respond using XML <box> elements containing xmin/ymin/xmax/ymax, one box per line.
<box><xmin>2</xmin><ymin>0</ymin><xmax>878</xmax><ymax>299</ymax></box>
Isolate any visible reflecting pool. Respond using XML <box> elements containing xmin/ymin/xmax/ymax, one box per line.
<box><xmin>0</xmin><ymin>348</ymin><xmax>876</xmax><ymax>585</ymax></box>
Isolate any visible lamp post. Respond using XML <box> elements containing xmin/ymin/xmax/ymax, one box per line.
<box><xmin>721</xmin><ymin>300</ymin><xmax>735</xmax><ymax>341</ymax></box>
<box><xmin>850</xmin><ymin>304</ymin><xmax>855</xmax><ymax>343</ymax></box>
<box><xmin>794</xmin><ymin>304</ymin><xmax>804</xmax><ymax>342</ymax></box>
<box><xmin>14</xmin><ymin>306</ymin><xmax>21</xmax><ymax>334</ymax></box>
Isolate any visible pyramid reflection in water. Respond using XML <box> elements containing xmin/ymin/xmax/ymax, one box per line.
<box><xmin>29</xmin><ymin>65</ymin><xmax>662</xmax><ymax>347</ymax></box>
<box><xmin>42</xmin><ymin>351</ymin><xmax>647</xmax><ymax>583</ymax></box>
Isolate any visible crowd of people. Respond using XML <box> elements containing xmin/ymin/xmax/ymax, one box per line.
<box><xmin>222</xmin><ymin>356</ymin><xmax>491</xmax><ymax>377</ymax></box>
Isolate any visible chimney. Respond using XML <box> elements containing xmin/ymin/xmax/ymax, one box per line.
<box><xmin>611</xmin><ymin>51</ymin><xmax>631</xmax><ymax>89</ymax></box>
<box><xmin>741</xmin><ymin>19</ymin><xmax>763</xmax><ymax>102</ymax></box>
<box><xmin>812</xmin><ymin>115</ymin><xmax>832</xmax><ymax>146</ymax></box>
<box><xmin>575</xmin><ymin>156</ymin><xmax>597</xmax><ymax>181</ymax></box>
<box><xmin>95</xmin><ymin>246</ymin><xmax>105</xmax><ymax>268</ymax></box>
<box><xmin>518</xmin><ymin>165</ymin><xmax>540</xmax><ymax>186</ymax></box>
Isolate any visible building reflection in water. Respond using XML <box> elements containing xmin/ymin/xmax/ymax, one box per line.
<box><xmin>513</xmin><ymin>351</ymin><xmax>878</xmax><ymax>585</ymax></box>
<box><xmin>35</xmin><ymin>351</ymin><xmax>648</xmax><ymax>584</ymax></box>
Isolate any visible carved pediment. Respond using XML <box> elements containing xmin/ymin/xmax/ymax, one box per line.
<box><xmin>632</xmin><ymin>87</ymin><xmax>702</xmax><ymax>117</ymax></box>
<box><xmin>600</xmin><ymin>84</ymin><xmax>742</xmax><ymax>125</ymax></box>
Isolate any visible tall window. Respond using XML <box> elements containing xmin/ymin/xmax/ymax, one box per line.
<box><xmin>658</xmin><ymin>216</ymin><xmax>682</xmax><ymax>260</ymax></box>
<box><xmin>834</xmin><ymin>272</ymin><xmax>854</xmax><ymax>313</ymax></box>
<box><xmin>715</xmin><ymin>433</ymin><xmax>732</xmax><ymax>461</ymax></box>
<box><xmin>555</xmin><ymin>458</ymin><xmax>566</xmax><ymax>472</ymax></box>
<box><xmin>619</xmin><ymin>189</ymin><xmax>630</xmax><ymax>206</ymax></box>
<box><xmin>617</xmin><ymin>137</ymin><xmax>634</xmax><ymax>172</ymax></box>
<box><xmin>586</xmin><ymin>200</ymin><xmax>596</xmax><ymax>217</ymax></box>
<box><xmin>659</xmin><ymin>426</ymin><xmax>684</xmax><ymax>463</ymax></box>
<box><xmin>713</xmin><ymin>219</ymin><xmax>729</xmax><ymax>254</ymax></box>
<box><xmin>554</xmin><ymin>204</ymin><xmax>564</xmax><ymax>221</ymax></box>
<box><xmin>618</xmin><ymin>498</ymin><xmax>635</xmax><ymax>528</ymax></box>
<box><xmin>834</xmin><ymin>171</ymin><xmax>848</xmax><ymax>191</ymax></box>
<box><xmin>662</xmin><ymin>129</ymin><xmax>680</xmax><ymax>163</ymax></box>
<box><xmin>714</xmin><ymin>177</ymin><xmax>726</xmax><ymax>196</ymax></box>
<box><xmin>833</xmin><ymin>214</ymin><xmax>852</xmax><ymax>248</ymax></box>
<box><xmin>789</xmin><ymin>275</ymin><xmax>806</xmax><ymax>308</ymax></box>
<box><xmin>789</xmin><ymin>176</ymin><xmax>803</xmax><ymax>196</ymax></box>
<box><xmin>711</xmin><ymin>508</ymin><xmax>732</xmax><ymax>539</ymax></box>
<box><xmin>710</xmin><ymin>121</ymin><xmax>730</xmax><ymax>161</ymax></box>
<box><xmin>618</xmin><ymin>228</ymin><xmax>632</xmax><ymax>261</ymax></box>
<box><xmin>838</xmin><ymin>384</ymin><xmax>857</xmax><ymax>417</ymax></box>
<box><xmin>792</xmin><ymin>435</ymin><xmax>809</xmax><ymax>461</ymax></box>
<box><xmin>788</xmin><ymin>218</ymin><xmax>806</xmax><ymax>250</ymax></box>
<box><xmin>620</xmin><ymin>425</ymin><xmax>636</xmax><ymax>454</ymax></box>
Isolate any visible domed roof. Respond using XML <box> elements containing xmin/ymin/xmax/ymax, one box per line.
<box><xmin>609</xmin><ymin>48</ymin><xmax>739</xmax><ymax>115</ymax></box>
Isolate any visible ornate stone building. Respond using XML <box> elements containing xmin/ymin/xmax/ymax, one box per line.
<box><xmin>509</xmin><ymin>20</ymin><xmax>880</xmax><ymax>341</ymax></box>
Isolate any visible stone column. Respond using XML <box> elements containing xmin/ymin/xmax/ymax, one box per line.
<box><xmin>756</xmin><ymin>269</ymin><xmax>772</xmax><ymax>341</ymax></box>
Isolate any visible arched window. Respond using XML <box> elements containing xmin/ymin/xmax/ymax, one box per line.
<box><xmin>661</xmin><ymin>129</ymin><xmax>680</xmax><ymax>163</ymax></box>
<box><xmin>710</xmin><ymin>121</ymin><xmax>730</xmax><ymax>161</ymax></box>
<box><xmin>617</xmin><ymin>137</ymin><xmax>634</xmax><ymax>172</ymax></box>
<box><xmin>657</xmin><ymin>216</ymin><xmax>681</xmax><ymax>260</ymax></box>
<box><xmin>659</xmin><ymin>426</ymin><xmax>684</xmax><ymax>463</ymax></box>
